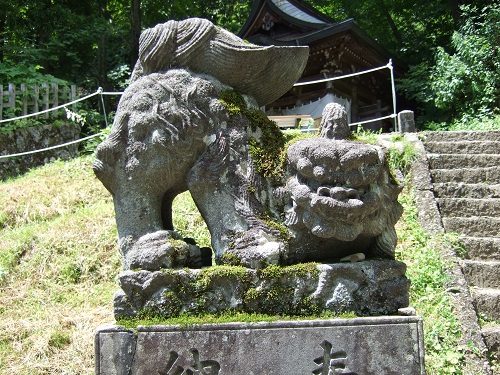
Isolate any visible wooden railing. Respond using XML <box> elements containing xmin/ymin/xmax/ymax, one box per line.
<box><xmin>0</xmin><ymin>83</ymin><xmax>78</xmax><ymax>120</ymax></box>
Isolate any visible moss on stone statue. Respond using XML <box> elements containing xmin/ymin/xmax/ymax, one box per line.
<box><xmin>218</xmin><ymin>89</ymin><xmax>286</xmax><ymax>182</ymax></box>
<box><xmin>218</xmin><ymin>89</ymin><xmax>247</xmax><ymax>116</ymax></box>
<box><xmin>196</xmin><ymin>265</ymin><xmax>251</xmax><ymax>289</ymax></box>
<box><xmin>159</xmin><ymin>291</ymin><xmax>183</xmax><ymax>317</ymax></box>
<box><xmin>243</xmin><ymin>263</ymin><xmax>322</xmax><ymax>316</ymax></box>
<box><xmin>118</xmin><ymin>310</ymin><xmax>358</xmax><ymax>329</ymax></box>
<box><xmin>258</xmin><ymin>262</ymin><xmax>319</xmax><ymax>279</ymax></box>
<box><xmin>170</xmin><ymin>239</ymin><xmax>191</xmax><ymax>266</ymax></box>
<box><xmin>257</xmin><ymin>212</ymin><xmax>291</xmax><ymax>243</ymax></box>
<box><xmin>220</xmin><ymin>252</ymin><xmax>243</xmax><ymax>266</ymax></box>
<box><xmin>120</xmin><ymin>262</ymin><xmax>327</xmax><ymax>321</ymax></box>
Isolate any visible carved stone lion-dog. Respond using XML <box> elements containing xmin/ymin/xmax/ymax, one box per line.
<box><xmin>93</xmin><ymin>18</ymin><xmax>403</xmax><ymax>270</ymax></box>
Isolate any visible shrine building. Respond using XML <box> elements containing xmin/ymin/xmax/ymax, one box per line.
<box><xmin>238</xmin><ymin>0</ymin><xmax>407</xmax><ymax>132</ymax></box>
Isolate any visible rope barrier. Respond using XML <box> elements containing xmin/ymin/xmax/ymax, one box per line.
<box><xmin>349</xmin><ymin>114</ymin><xmax>397</xmax><ymax>127</ymax></box>
<box><xmin>292</xmin><ymin>60</ymin><xmax>398</xmax><ymax>130</ymax></box>
<box><xmin>293</xmin><ymin>61</ymin><xmax>392</xmax><ymax>87</ymax></box>
<box><xmin>0</xmin><ymin>87</ymin><xmax>116</xmax><ymax>160</ymax></box>
<box><xmin>100</xmin><ymin>91</ymin><xmax>124</xmax><ymax>96</ymax></box>
<box><xmin>0</xmin><ymin>88</ymin><xmax>103</xmax><ymax>124</ymax></box>
<box><xmin>0</xmin><ymin>132</ymin><xmax>104</xmax><ymax>160</ymax></box>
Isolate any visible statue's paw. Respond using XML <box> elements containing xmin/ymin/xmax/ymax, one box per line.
<box><xmin>123</xmin><ymin>230</ymin><xmax>204</xmax><ymax>270</ymax></box>
<box><xmin>222</xmin><ymin>233</ymin><xmax>284</xmax><ymax>269</ymax></box>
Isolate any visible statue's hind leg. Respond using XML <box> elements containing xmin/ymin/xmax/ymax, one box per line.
<box><xmin>187</xmin><ymin>138</ymin><xmax>285</xmax><ymax>269</ymax></box>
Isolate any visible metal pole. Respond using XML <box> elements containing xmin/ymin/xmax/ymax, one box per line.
<box><xmin>388</xmin><ymin>59</ymin><xmax>398</xmax><ymax>131</ymax></box>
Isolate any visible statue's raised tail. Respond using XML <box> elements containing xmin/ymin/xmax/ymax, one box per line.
<box><xmin>131</xmin><ymin>18</ymin><xmax>309</xmax><ymax>107</ymax></box>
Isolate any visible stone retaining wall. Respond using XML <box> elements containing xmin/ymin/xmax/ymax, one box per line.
<box><xmin>0</xmin><ymin>122</ymin><xmax>81</xmax><ymax>180</ymax></box>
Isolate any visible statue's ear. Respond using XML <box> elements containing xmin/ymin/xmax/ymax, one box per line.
<box><xmin>138</xmin><ymin>21</ymin><xmax>178</xmax><ymax>75</ymax></box>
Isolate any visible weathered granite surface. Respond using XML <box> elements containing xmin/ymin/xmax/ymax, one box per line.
<box><xmin>114</xmin><ymin>260</ymin><xmax>409</xmax><ymax>318</ymax></box>
<box><xmin>96</xmin><ymin>316</ymin><xmax>425</xmax><ymax>375</ymax></box>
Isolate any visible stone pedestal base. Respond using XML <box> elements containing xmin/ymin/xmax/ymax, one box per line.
<box><xmin>96</xmin><ymin>316</ymin><xmax>425</xmax><ymax>374</ymax></box>
<box><xmin>114</xmin><ymin>260</ymin><xmax>409</xmax><ymax>318</ymax></box>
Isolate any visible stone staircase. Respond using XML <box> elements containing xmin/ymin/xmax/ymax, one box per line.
<box><xmin>421</xmin><ymin>130</ymin><xmax>500</xmax><ymax>367</ymax></box>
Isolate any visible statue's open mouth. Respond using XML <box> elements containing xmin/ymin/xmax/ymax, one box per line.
<box><xmin>311</xmin><ymin>185</ymin><xmax>381</xmax><ymax>222</ymax></box>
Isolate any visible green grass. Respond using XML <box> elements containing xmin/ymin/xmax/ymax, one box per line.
<box><xmin>0</xmin><ymin>139</ymin><xmax>481</xmax><ymax>374</ymax></box>
<box><xmin>396</xmin><ymin>188</ymin><xmax>466</xmax><ymax>374</ymax></box>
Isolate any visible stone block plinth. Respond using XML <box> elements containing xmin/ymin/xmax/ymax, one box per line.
<box><xmin>96</xmin><ymin>316</ymin><xmax>425</xmax><ymax>374</ymax></box>
<box><xmin>114</xmin><ymin>260</ymin><xmax>410</xmax><ymax>318</ymax></box>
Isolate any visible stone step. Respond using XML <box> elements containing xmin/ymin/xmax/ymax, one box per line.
<box><xmin>461</xmin><ymin>260</ymin><xmax>500</xmax><ymax>288</ymax></box>
<box><xmin>434</xmin><ymin>183</ymin><xmax>500</xmax><ymax>199</ymax></box>
<box><xmin>443</xmin><ymin>217</ymin><xmax>500</xmax><ymax>237</ymax></box>
<box><xmin>431</xmin><ymin>167</ymin><xmax>500</xmax><ymax>184</ymax></box>
<box><xmin>471</xmin><ymin>288</ymin><xmax>500</xmax><ymax>322</ymax></box>
<box><xmin>422</xmin><ymin>130</ymin><xmax>500</xmax><ymax>143</ymax></box>
<box><xmin>482</xmin><ymin>325</ymin><xmax>500</xmax><ymax>361</ymax></box>
<box><xmin>427</xmin><ymin>153</ymin><xmax>500</xmax><ymax>170</ymax></box>
<box><xmin>459</xmin><ymin>237</ymin><xmax>500</xmax><ymax>261</ymax></box>
<box><xmin>424</xmin><ymin>140</ymin><xmax>500</xmax><ymax>155</ymax></box>
<box><xmin>437</xmin><ymin>198</ymin><xmax>500</xmax><ymax>217</ymax></box>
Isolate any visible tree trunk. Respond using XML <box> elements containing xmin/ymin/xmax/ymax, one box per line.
<box><xmin>0</xmin><ymin>14</ymin><xmax>5</xmax><ymax>62</ymax></box>
<box><xmin>447</xmin><ymin>0</ymin><xmax>461</xmax><ymax>29</ymax></box>
<box><xmin>131</xmin><ymin>0</ymin><xmax>141</xmax><ymax>68</ymax></box>
<box><xmin>376</xmin><ymin>0</ymin><xmax>403</xmax><ymax>46</ymax></box>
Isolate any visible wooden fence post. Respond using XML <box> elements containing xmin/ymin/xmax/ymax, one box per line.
<box><xmin>8</xmin><ymin>84</ymin><xmax>15</xmax><ymax>117</ymax></box>
<box><xmin>0</xmin><ymin>82</ymin><xmax>79</xmax><ymax>120</ymax></box>
<box><xmin>0</xmin><ymin>85</ymin><xmax>3</xmax><ymax>120</ymax></box>
<box><xmin>20</xmin><ymin>84</ymin><xmax>28</xmax><ymax>116</ymax></box>
<box><xmin>42</xmin><ymin>82</ymin><xmax>49</xmax><ymax>119</ymax></box>
<box><xmin>33</xmin><ymin>84</ymin><xmax>39</xmax><ymax>115</ymax></box>
<box><xmin>52</xmin><ymin>83</ymin><xmax>59</xmax><ymax>118</ymax></box>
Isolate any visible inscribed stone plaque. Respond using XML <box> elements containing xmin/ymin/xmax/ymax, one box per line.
<box><xmin>96</xmin><ymin>316</ymin><xmax>425</xmax><ymax>374</ymax></box>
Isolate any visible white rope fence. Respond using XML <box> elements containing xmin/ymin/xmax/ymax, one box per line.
<box><xmin>0</xmin><ymin>88</ymin><xmax>124</xmax><ymax>160</ymax></box>
<box><xmin>1</xmin><ymin>60</ymin><xmax>399</xmax><ymax>160</ymax></box>
<box><xmin>0</xmin><ymin>133</ymin><xmax>104</xmax><ymax>159</ymax></box>
<box><xmin>0</xmin><ymin>88</ymin><xmax>102</xmax><ymax>124</ymax></box>
<box><xmin>293</xmin><ymin>60</ymin><xmax>399</xmax><ymax>131</ymax></box>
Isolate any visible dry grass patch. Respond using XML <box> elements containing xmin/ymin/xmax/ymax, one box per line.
<box><xmin>0</xmin><ymin>156</ymin><xmax>119</xmax><ymax>374</ymax></box>
<box><xmin>0</xmin><ymin>158</ymin><xmax>106</xmax><ymax>230</ymax></box>
<box><xmin>0</xmin><ymin>155</ymin><xmax>212</xmax><ymax>374</ymax></box>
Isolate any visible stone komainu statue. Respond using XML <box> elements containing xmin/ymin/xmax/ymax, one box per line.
<box><xmin>93</xmin><ymin>18</ymin><xmax>403</xmax><ymax>270</ymax></box>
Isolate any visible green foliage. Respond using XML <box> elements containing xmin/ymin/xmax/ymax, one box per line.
<box><xmin>0</xmin><ymin>63</ymin><xmax>67</xmax><ymax>85</ymax></box>
<box><xmin>400</xmin><ymin>4</ymin><xmax>500</xmax><ymax>126</ymax></box>
<box><xmin>107</xmin><ymin>64</ymin><xmax>132</xmax><ymax>90</ymax></box>
<box><xmin>153</xmin><ymin>0</ymin><xmax>253</xmax><ymax>33</ymax></box>
<box><xmin>388</xmin><ymin>139</ymin><xmax>417</xmax><ymax>176</ymax></box>
<box><xmin>306</xmin><ymin>0</ymin><xmax>457</xmax><ymax>65</ymax></box>
<box><xmin>62</xmin><ymin>107</ymin><xmax>113</xmax><ymax>155</ymax></box>
<box><xmin>172</xmin><ymin>192</ymin><xmax>211</xmax><ymax>248</ymax></box>
<box><xmin>349</xmin><ymin>126</ymin><xmax>381</xmax><ymax>144</ymax></box>
<box><xmin>48</xmin><ymin>329</ymin><xmax>72</xmax><ymax>350</ymax></box>
<box><xmin>425</xmin><ymin>114</ymin><xmax>500</xmax><ymax>132</ymax></box>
